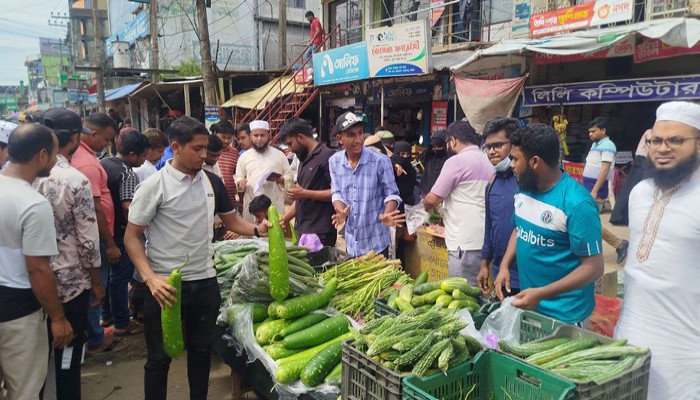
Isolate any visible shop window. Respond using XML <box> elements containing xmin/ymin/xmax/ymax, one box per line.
<box><xmin>329</xmin><ymin>0</ymin><xmax>363</xmax><ymax>46</ymax></box>
<box><xmin>289</xmin><ymin>0</ymin><xmax>306</xmax><ymax>8</ymax></box>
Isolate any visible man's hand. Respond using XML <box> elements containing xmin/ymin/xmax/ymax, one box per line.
<box><xmin>145</xmin><ymin>275</ymin><xmax>177</xmax><ymax>308</ymax></box>
<box><xmin>590</xmin><ymin>190</ymin><xmax>599</xmax><ymax>200</ymax></box>
<box><xmin>379</xmin><ymin>210</ymin><xmax>406</xmax><ymax>228</ymax></box>
<box><xmin>332</xmin><ymin>205</ymin><xmax>350</xmax><ymax>227</ymax></box>
<box><xmin>105</xmin><ymin>244</ymin><xmax>121</xmax><ymax>265</ymax></box>
<box><xmin>90</xmin><ymin>283</ymin><xmax>105</xmax><ymax>309</ymax></box>
<box><xmin>286</xmin><ymin>185</ymin><xmax>306</xmax><ymax>201</ymax></box>
<box><xmin>477</xmin><ymin>260</ymin><xmax>491</xmax><ymax>296</ymax></box>
<box><xmin>223</xmin><ymin>231</ymin><xmax>238</xmax><ymax>240</ymax></box>
<box><xmin>50</xmin><ymin>318</ymin><xmax>74</xmax><ymax>348</ymax></box>
<box><xmin>237</xmin><ymin>178</ymin><xmax>247</xmax><ymax>191</ymax></box>
<box><xmin>510</xmin><ymin>288</ymin><xmax>544</xmax><ymax>310</ymax></box>
<box><xmin>257</xmin><ymin>220</ymin><xmax>272</xmax><ymax>237</ymax></box>
<box><xmin>394</xmin><ymin>164</ymin><xmax>406</xmax><ymax>176</ymax></box>
<box><xmin>494</xmin><ymin>268</ymin><xmax>511</xmax><ymax>301</ymax></box>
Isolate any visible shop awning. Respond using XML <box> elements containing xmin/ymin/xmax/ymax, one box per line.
<box><xmin>221</xmin><ymin>76</ymin><xmax>307</xmax><ymax>109</ymax></box>
<box><xmin>88</xmin><ymin>82</ymin><xmax>144</xmax><ymax>103</ymax></box>
<box><xmin>129</xmin><ymin>79</ymin><xmax>203</xmax><ymax>99</ymax></box>
<box><xmin>452</xmin><ymin>17</ymin><xmax>700</xmax><ymax>72</ymax></box>
<box><xmin>432</xmin><ymin>49</ymin><xmax>475</xmax><ymax>71</ymax></box>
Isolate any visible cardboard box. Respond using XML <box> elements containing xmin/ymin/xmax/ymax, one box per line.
<box><xmin>404</xmin><ymin>226</ymin><xmax>449</xmax><ymax>282</ymax></box>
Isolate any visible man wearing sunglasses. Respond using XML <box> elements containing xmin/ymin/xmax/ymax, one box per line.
<box><xmin>614</xmin><ymin>101</ymin><xmax>700</xmax><ymax>400</ymax></box>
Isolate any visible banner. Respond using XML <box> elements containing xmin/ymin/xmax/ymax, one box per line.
<box><xmin>512</xmin><ymin>0</ymin><xmax>532</xmax><ymax>38</ymax></box>
<box><xmin>563</xmin><ymin>161</ymin><xmax>584</xmax><ymax>184</ymax></box>
<box><xmin>367</xmin><ymin>21</ymin><xmax>430</xmax><ymax>78</ymax></box>
<box><xmin>373</xmin><ymin>81</ymin><xmax>433</xmax><ymax>101</ymax></box>
<box><xmin>454</xmin><ymin>76</ymin><xmax>527</xmax><ymax>133</ymax></box>
<box><xmin>530</xmin><ymin>0</ymin><xmax>633</xmax><ymax>37</ymax></box>
<box><xmin>431</xmin><ymin>101</ymin><xmax>449</xmax><ymax>133</ymax></box>
<box><xmin>523</xmin><ymin>75</ymin><xmax>700</xmax><ymax>106</ymax></box>
<box><xmin>312</xmin><ymin>42</ymin><xmax>370</xmax><ymax>86</ymax></box>
<box><xmin>634</xmin><ymin>38</ymin><xmax>700</xmax><ymax>63</ymax></box>
<box><xmin>431</xmin><ymin>0</ymin><xmax>445</xmax><ymax>26</ymax></box>
<box><xmin>533</xmin><ymin>38</ymin><xmax>634</xmax><ymax>65</ymax></box>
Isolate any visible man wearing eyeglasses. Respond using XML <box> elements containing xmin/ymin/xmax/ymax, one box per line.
<box><xmin>582</xmin><ymin>117</ymin><xmax>629</xmax><ymax>264</ymax></box>
<box><xmin>614</xmin><ymin>101</ymin><xmax>700</xmax><ymax>400</ymax></box>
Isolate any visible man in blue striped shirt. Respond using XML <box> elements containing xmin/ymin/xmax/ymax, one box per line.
<box><xmin>495</xmin><ymin>124</ymin><xmax>604</xmax><ymax>324</ymax></box>
<box><xmin>329</xmin><ymin>112</ymin><xmax>404</xmax><ymax>257</ymax></box>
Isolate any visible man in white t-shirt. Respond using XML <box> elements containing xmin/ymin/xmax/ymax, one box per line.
<box><xmin>0</xmin><ymin>124</ymin><xmax>73</xmax><ymax>400</ymax></box>
<box><xmin>424</xmin><ymin>120</ymin><xmax>495</xmax><ymax>285</ymax></box>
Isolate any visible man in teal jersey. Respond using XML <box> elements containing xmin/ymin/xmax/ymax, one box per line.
<box><xmin>495</xmin><ymin>124</ymin><xmax>604</xmax><ymax>324</ymax></box>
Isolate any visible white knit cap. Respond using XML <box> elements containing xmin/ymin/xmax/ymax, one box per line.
<box><xmin>250</xmin><ymin>120</ymin><xmax>270</xmax><ymax>131</ymax></box>
<box><xmin>656</xmin><ymin>101</ymin><xmax>700</xmax><ymax>131</ymax></box>
<box><xmin>0</xmin><ymin>120</ymin><xmax>18</xmax><ymax>144</ymax></box>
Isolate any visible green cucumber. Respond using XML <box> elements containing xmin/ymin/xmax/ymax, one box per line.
<box><xmin>386</xmin><ymin>290</ymin><xmax>399</xmax><ymax>309</ymax></box>
<box><xmin>300</xmin><ymin>341</ymin><xmax>343</xmax><ymax>386</ymax></box>
<box><xmin>276</xmin><ymin>313</ymin><xmax>329</xmax><ymax>339</ymax></box>
<box><xmin>274</xmin><ymin>278</ymin><xmax>338</xmax><ymax>320</ymax></box>
<box><xmin>399</xmin><ymin>284</ymin><xmax>414</xmax><ymax>303</ymax></box>
<box><xmin>412</xmin><ymin>289</ymin><xmax>447</xmax><ymax>306</ymax></box>
<box><xmin>499</xmin><ymin>337</ymin><xmax>571</xmax><ymax>358</ymax></box>
<box><xmin>266</xmin><ymin>343</ymin><xmax>306</xmax><ymax>360</ymax></box>
<box><xmin>413</xmin><ymin>281</ymin><xmax>443</xmax><ymax>295</ymax></box>
<box><xmin>414</xmin><ymin>271</ymin><xmax>429</xmax><ymax>286</ymax></box>
<box><xmin>447</xmin><ymin>299</ymin><xmax>479</xmax><ymax>313</ymax></box>
<box><xmin>267</xmin><ymin>205</ymin><xmax>290</xmax><ymax>301</ymax></box>
<box><xmin>252</xmin><ymin>303</ymin><xmax>269</xmax><ymax>323</ymax></box>
<box><xmin>324</xmin><ymin>361</ymin><xmax>342</xmax><ymax>385</ymax></box>
<box><xmin>440</xmin><ymin>277</ymin><xmax>482</xmax><ymax>297</ymax></box>
<box><xmin>161</xmin><ymin>255</ymin><xmax>188</xmax><ymax>358</ymax></box>
<box><xmin>255</xmin><ymin>319</ymin><xmax>294</xmax><ymax>346</ymax></box>
<box><xmin>394</xmin><ymin>297</ymin><xmax>415</xmax><ymax>312</ymax></box>
<box><xmin>435</xmin><ymin>294</ymin><xmax>454</xmax><ymax>308</ymax></box>
<box><xmin>591</xmin><ymin>356</ymin><xmax>638</xmax><ymax>384</ymax></box>
<box><xmin>526</xmin><ymin>337</ymin><xmax>599</xmax><ymax>365</ymax></box>
<box><xmin>541</xmin><ymin>345</ymin><xmax>650</xmax><ymax>369</ymax></box>
<box><xmin>274</xmin><ymin>332</ymin><xmax>352</xmax><ymax>384</ymax></box>
<box><xmin>283</xmin><ymin>315</ymin><xmax>349</xmax><ymax>349</ymax></box>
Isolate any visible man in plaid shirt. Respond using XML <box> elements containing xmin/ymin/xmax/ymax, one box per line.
<box><xmin>329</xmin><ymin>112</ymin><xmax>405</xmax><ymax>257</ymax></box>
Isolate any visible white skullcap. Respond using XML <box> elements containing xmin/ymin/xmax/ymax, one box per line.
<box><xmin>250</xmin><ymin>120</ymin><xmax>270</xmax><ymax>131</ymax></box>
<box><xmin>0</xmin><ymin>120</ymin><xmax>18</xmax><ymax>144</ymax></box>
<box><xmin>656</xmin><ymin>101</ymin><xmax>700</xmax><ymax>131</ymax></box>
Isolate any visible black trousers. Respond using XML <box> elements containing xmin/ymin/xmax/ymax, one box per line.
<box><xmin>42</xmin><ymin>290</ymin><xmax>89</xmax><ymax>400</ymax></box>
<box><xmin>315</xmin><ymin>230</ymin><xmax>338</xmax><ymax>248</ymax></box>
<box><xmin>143</xmin><ymin>277</ymin><xmax>221</xmax><ymax>400</ymax></box>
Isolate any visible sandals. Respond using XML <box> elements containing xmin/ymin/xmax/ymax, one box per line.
<box><xmin>87</xmin><ymin>337</ymin><xmax>129</xmax><ymax>356</ymax></box>
<box><xmin>114</xmin><ymin>320</ymin><xmax>144</xmax><ymax>336</ymax></box>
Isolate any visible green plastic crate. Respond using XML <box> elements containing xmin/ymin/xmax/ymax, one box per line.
<box><xmin>517</xmin><ymin>325</ymin><xmax>650</xmax><ymax>400</ymax></box>
<box><xmin>519</xmin><ymin>311</ymin><xmax>565</xmax><ymax>343</ymax></box>
<box><xmin>403</xmin><ymin>351</ymin><xmax>575</xmax><ymax>400</ymax></box>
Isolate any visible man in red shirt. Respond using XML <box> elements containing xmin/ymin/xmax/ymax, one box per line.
<box><xmin>305</xmin><ymin>11</ymin><xmax>324</xmax><ymax>60</ymax></box>
<box><xmin>212</xmin><ymin>120</ymin><xmax>239</xmax><ymax>207</ymax></box>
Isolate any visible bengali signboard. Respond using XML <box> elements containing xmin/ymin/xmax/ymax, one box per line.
<box><xmin>366</xmin><ymin>21</ymin><xmax>431</xmax><ymax>78</ymax></box>
<box><xmin>634</xmin><ymin>38</ymin><xmax>700</xmax><ymax>63</ymax></box>
<box><xmin>523</xmin><ymin>75</ymin><xmax>700</xmax><ymax>106</ymax></box>
<box><xmin>533</xmin><ymin>38</ymin><xmax>634</xmax><ymax>65</ymax></box>
<box><xmin>512</xmin><ymin>0</ymin><xmax>532</xmax><ymax>38</ymax></box>
<box><xmin>431</xmin><ymin>101</ymin><xmax>449</xmax><ymax>133</ymax></box>
<box><xmin>313</xmin><ymin>42</ymin><xmax>370</xmax><ymax>86</ymax></box>
<box><xmin>530</xmin><ymin>0</ymin><xmax>633</xmax><ymax>38</ymax></box>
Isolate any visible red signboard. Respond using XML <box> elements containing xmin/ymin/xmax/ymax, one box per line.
<box><xmin>530</xmin><ymin>0</ymin><xmax>633</xmax><ymax>38</ymax></box>
<box><xmin>634</xmin><ymin>38</ymin><xmax>700</xmax><ymax>63</ymax></box>
<box><xmin>431</xmin><ymin>101</ymin><xmax>448</xmax><ymax>133</ymax></box>
<box><xmin>563</xmin><ymin>161</ymin><xmax>585</xmax><ymax>185</ymax></box>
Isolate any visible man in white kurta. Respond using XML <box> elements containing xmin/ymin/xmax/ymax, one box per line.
<box><xmin>234</xmin><ymin>120</ymin><xmax>292</xmax><ymax>222</ymax></box>
<box><xmin>614</xmin><ymin>101</ymin><xmax>700</xmax><ymax>400</ymax></box>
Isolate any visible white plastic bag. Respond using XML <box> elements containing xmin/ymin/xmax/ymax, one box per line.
<box><xmin>405</xmin><ymin>203</ymin><xmax>429</xmax><ymax>235</ymax></box>
<box><xmin>478</xmin><ymin>297</ymin><xmax>524</xmax><ymax>349</ymax></box>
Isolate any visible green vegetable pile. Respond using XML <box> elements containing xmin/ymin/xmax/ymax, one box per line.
<box><xmin>321</xmin><ymin>251</ymin><xmax>411</xmax><ymax>320</ymax></box>
<box><xmin>499</xmin><ymin>336</ymin><xmax>650</xmax><ymax>384</ymax></box>
<box><xmin>380</xmin><ymin>276</ymin><xmax>484</xmax><ymax>314</ymax></box>
<box><xmin>351</xmin><ymin>308</ymin><xmax>482</xmax><ymax>377</ymax></box>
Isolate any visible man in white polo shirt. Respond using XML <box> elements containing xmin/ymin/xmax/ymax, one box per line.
<box><xmin>124</xmin><ymin>116</ymin><xmax>269</xmax><ymax>400</ymax></box>
<box><xmin>424</xmin><ymin>120</ymin><xmax>495</xmax><ymax>285</ymax></box>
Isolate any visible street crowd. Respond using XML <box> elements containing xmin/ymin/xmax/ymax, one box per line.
<box><xmin>0</xmin><ymin>100</ymin><xmax>698</xmax><ymax>400</ymax></box>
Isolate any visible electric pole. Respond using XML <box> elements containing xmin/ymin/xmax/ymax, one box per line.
<box><xmin>92</xmin><ymin>2</ymin><xmax>105</xmax><ymax>112</ymax></box>
<box><xmin>195</xmin><ymin>0</ymin><xmax>218</xmax><ymax>107</ymax></box>
<box><xmin>150</xmin><ymin>0</ymin><xmax>159</xmax><ymax>83</ymax></box>
<box><xmin>278</xmin><ymin>0</ymin><xmax>287</xmax><ymax>68</ymax></box>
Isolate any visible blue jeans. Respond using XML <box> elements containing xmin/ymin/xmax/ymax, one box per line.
<box><xmin>305</xmin><ymin>44</ymin><xmax>320</xmax><ymax>60</ymax></box>
<box><xmin>86</xmin><ymin>244</ymin><xmax>110</xmax><ymax>348</ymax></box>
<box><xmin>111</xmin><ymin>236</ymin><xmax>135</xmax><ymax>329</ymax></box>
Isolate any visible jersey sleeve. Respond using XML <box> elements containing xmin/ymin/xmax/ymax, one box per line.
<box><xmin>567</xmin><ymin>198</ymin><xmax>603</xmax><ymax>257</ymax></box>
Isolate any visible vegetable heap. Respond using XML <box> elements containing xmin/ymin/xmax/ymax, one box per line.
<box><xmin>499</xmin><ymin>336</ymin><xmax>650</xmax><ymax>384</ymax></box>
<box><xmin>321</xmin><ymin>251</ymin><xmax>410</xmax><ymax>320</ymax></box>
<box><xmin>351</xmin><ymin>308</ymin><xmax>482</xmax><ymax>377</ymax></box>
<box><xmin>380</xmin><ymin>276</ymin><xmax>484</xmax><ymax>314</ymax></box>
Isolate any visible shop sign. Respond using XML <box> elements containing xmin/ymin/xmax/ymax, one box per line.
<box><xmin>512</xmin><ymin>0</ymin><xmax>532</xmax><ymax>38</ymax></box>
<box><xmin>530</xmin><ymin>0</ymin><xmax>633</xmax><ymax>38</ymax></box>
<box><xmin>373</xmin><ymin>81</ymin><xmax>434</xmax><ymax>101</ymax></box>
<box><xmin>367</xmin><ymin>21</ymin><xmax>431</xmax><ymax>78</ymax></box>
<box><xmin>431</xmin><ymin>101</ymin><xmax>449</xmax><ymax>133</ymax></box>
<box><xmin>59</xmin><ymin>74</ymin><xmax>88</xmax><ymax>88</ymax></box>
<box><xmin>312</xmin><ymin>42</ymin><xmax>370</xmax><ymax>86</ymax></box>
<box><xmin>67</xmin><ymin>89</ymin><xmax>89</xmax><ymax>103</ymax></box>
<box><xmin>431</xmin><ymin>0</ymin><xmax>446</xmax><ymax>27</ymax></box>
<box><xmin>106</xmin><ymin>12</ymin><xmax>150</xmax><ymax>56</ymax></box>
<box><xmin>533</xmin><ymin>38</ymin><xmax>634</xmax><ymax>65</ymax></box>
<box><xmin>634</xmin><ymin>38</ymin><xmax>700</xmax><ymax>63</ymax></box>
<box><xmin>563</xmin><ymin>161</ymin><xmax>584</xmax><ymax>184</ymax></box>
<box><xmin>204</xmin><ymin>106</ymin><xmax>220</xmax><ymax>123</ymax></box>
<box><xmin>523</xmin><ymin>74</ymin><xmax>700</xmax><ymax>106</ymax></box>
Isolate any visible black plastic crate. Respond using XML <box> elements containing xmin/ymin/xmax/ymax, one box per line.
<box><xmin>342</xmin><ymin>339</ymin><xmax>405</xmax><ymax>400</ymax></box>
<box><xmin>374</xmin><ymin>298</ymin><xmax>400</xmax><ymax>318</ymax></box>
<box><xmin>307</xmin><ymin>246</ymin><xmax>348</xmax><ymax>271</ymax></box>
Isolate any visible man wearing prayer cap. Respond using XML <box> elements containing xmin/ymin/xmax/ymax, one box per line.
<box><xmin>614</xmin><ymin>101</ymin><xmax>700</xmax><ymax>400</ymax></box>
<box><xmin>0</xmin><ymin>120</ymin><xmax>18</xmax><ymax>169</ymax></box>
<box><xmin>234</xmin><ymin>120</ymin><xmax>293</xmax><ymax>222</ymax></box>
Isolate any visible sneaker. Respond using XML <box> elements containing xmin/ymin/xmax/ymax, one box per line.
<box><xmin>114</xmin><ymin>320</ymin><xmax>144</xmax><ymax>336</ymax></box>
<box><xmin>616</xmin><ymin>240</ymin><xmax>629</xmax><ymax>264</ymax></box>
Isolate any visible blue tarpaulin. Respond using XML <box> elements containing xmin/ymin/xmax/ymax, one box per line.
<box><xmin>88</xmin><ymin>82</ymin><xmax>143</xmax><ymax>103</ymax></box>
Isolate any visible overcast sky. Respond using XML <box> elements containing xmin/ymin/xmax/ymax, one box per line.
<box><xmin>0</xmin><ymin>0</ymin><xmax>70</xmax><ymax>86</ymax></box>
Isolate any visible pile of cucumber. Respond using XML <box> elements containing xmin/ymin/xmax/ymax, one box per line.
<box><xmin>499</xmin><ymin>337</ymin><xmax>650</xmax><ymax>384</ymax></box>
<box><xmin>381</xmin><ymin>276</ymin><xmax>483</xmax><ymax>314</ymax></box>
<box><xmin>352</xmin><ymin>308</ymin><xmax>482</xmax><ymax>378</ymax></box>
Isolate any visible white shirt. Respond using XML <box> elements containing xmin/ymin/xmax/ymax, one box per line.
<box><xmin>614</xmin><ymin>172</ymin><xmax>700</xmax><ymax>400</ymax></box>
<box><xmin>134</xmin><ymin>160</ymin><xmax>158</xmax><ymax>183</ymax></box>
<box><xmin>129</xmin><ymin>161</ymin><xmax>235</xmax><ymax>281</ymax></box>
<box><xmin>203</xmin><ymin>162</ymin><xmax>223</xmax><ymax>178</ymax></box>
<box><xmin>234</xmin><ymin>146</ymin><xmax>292</xmax><ymax>222</ymax></box>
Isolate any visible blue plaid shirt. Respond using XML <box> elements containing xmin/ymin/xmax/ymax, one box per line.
<box><xmin>330</xmin><ymin>149</ymin><xmax>402</xmax><ymax>256</ymax></box>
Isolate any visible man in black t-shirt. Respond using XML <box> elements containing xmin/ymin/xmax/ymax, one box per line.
<box><xmin>100</xmin><ymin>131</ymin><xmax>149</xmax><ymax>336</ymax></box>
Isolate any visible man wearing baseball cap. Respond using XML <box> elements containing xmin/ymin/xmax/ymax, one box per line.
<box><xmin>0</xmin><ymin>120</ymin><xmax>17</xmax><ymax>169</ymax></box>
<box><xmin>329</xmin><ymin>111</ymin><xmax>404</xmax><ymax>257</ymax></box>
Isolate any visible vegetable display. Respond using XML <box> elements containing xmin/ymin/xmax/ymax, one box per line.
<box><xmin>380</xmin><ymin>276</ymin><xmax>483</xmax><ymax>314</ymax></box>
<box><xmin>267</xmin><ymin>205</ymin><xmax>290</xmax><ymax>301</ymax></box>
<box><xmin>351</xmin><ymin>308</ymin><xmax>481</xmax><ymax>377</ymax></box>
<box><xmin>162</xmin><ymin>255</ymin><xmax>189</xmax><ymax>358</ymax></box>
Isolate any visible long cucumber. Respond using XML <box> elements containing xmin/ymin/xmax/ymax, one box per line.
<box><xmin>267</xmin><ymin>205</ymin><xmax>289</xmax><ymax>301</ymax></box>
<box><xmin>272</xmin><ymin>278</ymin><xmax>338</xmax><ymax>320</ymax></box>
<box><xmin>283</xmin><ymin>315</ymin><xmax>349</xmax><ymax>349</ymax></box>
<box><xmin>161</xmin><ymin>255</ymin><xmax>189</xmax><ymax>358</ymax></box>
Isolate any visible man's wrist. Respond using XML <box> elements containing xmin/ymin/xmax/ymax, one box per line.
<box><xmin>253</xmin><ymin>227</ymin><xmax>260</xmax><ymax>237</ymax></box>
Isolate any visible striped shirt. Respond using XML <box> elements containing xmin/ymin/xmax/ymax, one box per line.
<box><xmin>218</xmin><ymin>147</ymin><xmax>239</xmax><ymax>204</ymax></box>
<box><xmin>513</xmin><ymin>172</ymin><xmax>602</xmax><ymax>323</ymax></box>
<box><xmin>330</xmin><ymin>148</ymin><xmax>401</xmax><ymax>256</ymax></box>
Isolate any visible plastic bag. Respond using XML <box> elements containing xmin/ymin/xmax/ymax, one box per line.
<box><xmin>298</xmin><ymin>234</ymin><xmax>323</xmax><ymax>252</ymax></box>
<box><xmin>405</xmin><ymin>203</ymin><xmax>429</xmax><ymax>235</ymax></box>
<box><xmin>478</xmin><ymin>297</ymin><xmax>524</xmax><ymax>349</ymax></box>
<box><xmin>588</xmin><ymin>294</ymin><xmax>622</xmax><ymax>337</ymax></box>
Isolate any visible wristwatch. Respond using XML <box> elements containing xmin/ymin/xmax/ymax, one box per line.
<box><xmin>253</xmin><ymin>227</ymin><xmax>260</xmax><ymax>237</ymax></box>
